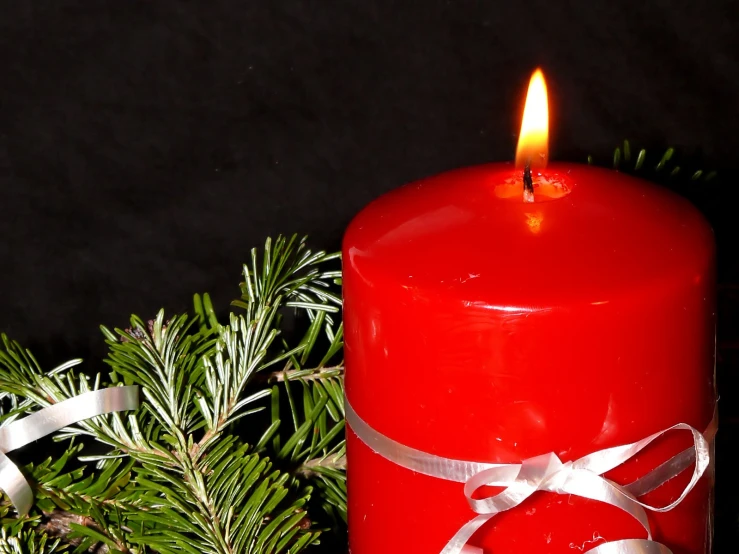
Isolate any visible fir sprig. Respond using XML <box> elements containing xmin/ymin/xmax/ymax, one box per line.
<box><xmin>587</xmin><ymin>139</ymin><xmax>717</xmax><ymax>183</ymax></box>
<box><xmin>1</xmin><ymin>235</ymin><xmax>345</xmax><ymax>554</ymax></box>
<box><xmin>0</xmin><ymin>529</ymin><xmax>64</xmax><ymax>554</ymax></box>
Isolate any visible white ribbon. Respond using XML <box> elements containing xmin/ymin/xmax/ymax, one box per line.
<box><xmin>0</xmin><ymin>386</ymin><xmax>139</xmax><ymax>515</ymax></box>
<box><xmin>346</xmin><ymin>400</ymin><xmax>716</xmax><ymax>554</ymax></box>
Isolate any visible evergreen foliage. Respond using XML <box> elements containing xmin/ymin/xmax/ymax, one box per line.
<box><xmin>1</xmin><ymin>235</ymin><xmax>344</xmax><ymax>554</ymax></box>
<box><xmin>587</xmin><ymin>140</ymin><xmax>716</xmax><ymax>184</ymax></box>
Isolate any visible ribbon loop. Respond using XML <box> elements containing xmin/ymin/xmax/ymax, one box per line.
<box><xmin>346</xmin><ymin>399</ymin><xmax>715</xmax><ymax>554</ymax></box>
<box><xmin>464</xmin><ymin>464</ymin><xmax>532</xmax><ymax>515</ymax></box>
<box><xmin>0</xmin><ymin>386</ymin><xmax>139</xmax><ymax>515</ymax></box>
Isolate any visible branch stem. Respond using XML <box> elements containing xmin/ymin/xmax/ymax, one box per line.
<box><xmin>296</xmin><ymin>454</ymin><xmax>347</xmax><ymax>479</ymax></box>
<box><xmin>268</xmin><ymin>365</ymin><xmax>345</xmax><ymax>383</ymax></box>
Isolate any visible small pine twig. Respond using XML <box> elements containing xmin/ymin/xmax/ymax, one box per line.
<box><xmin>40</xmin><ymin>510</ymin><xmax>130</xmax><ymax>554</ymax></box>
<box><xmin>266</xmin><ymin>365</ymin><xmax>344</xmax><ymax>383</ymax></box>
<box><xmin>2</xmin><ymin>235</ymin><xmax>341</xmax><ymax>554</ymax></box>
<box><xmin>296</xmin><ymin>455</ymin><xmax>347</xmax><ymax>479</ymax></box>
<box><xmin>589</xmin><ymin>140</ymin><xmax>716</xmax><ymax>184</ymax></box>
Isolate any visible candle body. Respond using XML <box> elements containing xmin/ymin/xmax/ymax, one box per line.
<box><xmin>343</xmin><ymin>163</ymin><xmax>716</xmax><ymax>553</ymax></box>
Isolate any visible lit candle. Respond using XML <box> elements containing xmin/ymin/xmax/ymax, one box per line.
<box><xmin>343</xmin><ymin>69</ymin><xmax>716</xmax><ymax>553</ymax></box>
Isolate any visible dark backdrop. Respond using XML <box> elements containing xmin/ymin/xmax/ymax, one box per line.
<box><xmin>1</xmin><ymin>1</ymin><xmax>738</xmax><ymax>551</ymax></box>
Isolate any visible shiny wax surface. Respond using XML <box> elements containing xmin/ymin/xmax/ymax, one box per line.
<box><xmin>342</xmin><ymin>163</ymin><xmax>716</xmax><ymax>553</ymax></box>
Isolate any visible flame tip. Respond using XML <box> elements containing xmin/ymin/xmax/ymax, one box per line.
<box><xmin>515</xmin><ymin>69</ymin><xmax>549</xmax><ymax>170</ymax></box>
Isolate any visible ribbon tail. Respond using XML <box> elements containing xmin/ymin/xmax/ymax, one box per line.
<box><xmin>0</xmin><ymin>386</ymin><xmax>140</xmax><ymax>516</ymax></box>
<box><xmin>0</xmin><ymin>451</ymin><xmax>33</xmax><ymax>516</ymax></box>
<box><xmin>440</xmin><ymin>514</ymin><xmax>493</xmax><ymax>554</ymax></box>
<box><xmin>0</xmin><ymin>386</ymin><xmax>139</xmax><ymax>452</ymax></box>
<box><xmin>588</xmin><ymin>539</ymin><xmax>673</xmax><ymax>554</ymax></box>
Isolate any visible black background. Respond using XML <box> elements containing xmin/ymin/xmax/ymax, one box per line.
<box><xmin>1</xmin><ymin>1</ymin><xmax>738</xmax><ymax>551</ymax></box>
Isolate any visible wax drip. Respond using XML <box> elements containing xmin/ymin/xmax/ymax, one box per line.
<box><xmin>523</xmin><ymin>161</ymin><xmax>535</xmax><ymax>203</ymax></box>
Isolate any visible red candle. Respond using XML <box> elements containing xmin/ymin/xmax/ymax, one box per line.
<box><xmin>343</xmin><ymin>70</ymin><xmax>716</xmax><ymax>553</ymax></box>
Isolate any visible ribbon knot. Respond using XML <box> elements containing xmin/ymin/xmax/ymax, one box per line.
<box><xmin>0</xmin><ymin>387</ymin><xmax>139</xmax><ymax>516</ymax></box>
<box><xmin>346</xmin><ymin>400</ymin><xmax>716</xmax><ymax>554</ymax></box>
<box><xmin>542</xmin><ymin>457</ymin><xmax>577</xmax><ymax>494</ymax></box>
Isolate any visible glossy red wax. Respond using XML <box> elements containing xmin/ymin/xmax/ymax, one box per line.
<box><xmin>343</xmin><ymin>162</ymin><xmax>716</xmax><ymax>554</ymax></box>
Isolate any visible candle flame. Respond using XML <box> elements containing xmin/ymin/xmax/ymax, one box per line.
<box><xmin>515</xmin><ymin>68</ymin><xmax>548</xmax><ymax>169</ymax></box>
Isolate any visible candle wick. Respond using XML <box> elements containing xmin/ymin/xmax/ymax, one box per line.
<box><xmin>523</xmin><ymin>161</ymin><xmax>535</xmax><ymax>203</ymax></box>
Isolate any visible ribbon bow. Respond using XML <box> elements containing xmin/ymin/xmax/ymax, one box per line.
<box><xmin>346</xmin><ymin>400</ymin><xmax>715</xmax><ymax>554</ymax></box>
<box><xmin>0</xmin><ymin>386</ymin><xmax>139</xmax><ymax>515</ymax></box>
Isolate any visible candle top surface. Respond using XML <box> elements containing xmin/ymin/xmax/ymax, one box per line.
<box><xmin>344</xmin><ymin>162</ymin><xmax>714</xmax><ymax>307</ymax></box>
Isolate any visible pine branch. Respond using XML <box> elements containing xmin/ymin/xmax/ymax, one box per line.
<box><xmin>94</xmin><ymin>312</ymin><xmax>321</xmax><ymax>554</ymax></box>
<box><xmin>0</xmin><ymin>529</ymin><xmax>66</xmax><ymax>554</ymax></box>
<box><xmin>256</xmin><ymin>317</ymin><xmax>346</xmax><ymax>532</ymax></box>
<box><xmin>1</xmin><ymin>334</ymin><xmax>83</xmax><ymax>419</ymax></box>
<box><xmin>0</xmin><ymin>439</ymin><xmax>143</xmax><ymax>553</ymax></box>
<box><xmin>36</xmin><ymin>509</ymin><xmax>131</xmax><ymax>554</ymax></box>
<box><xmin>587</xmin><ymin>140</ymin><xmax>717</xmax><ymax>183</ymax></box>
<box><xmin>1</xmin><ymin>234</ymin><xmax>345</xmax><ymax>553</ymax></box>
<box><xmin>295</xmin><ymin>455</ymin><xmax>347</xmax><ymax>480</ymax></box>
<box><xmin>264</xmin><ymin>365</ymin><xmax>344</xmax><ymax>384</ymax></box>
